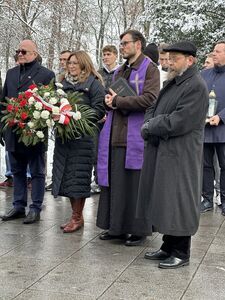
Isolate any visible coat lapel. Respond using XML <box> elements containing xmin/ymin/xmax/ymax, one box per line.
<box><xmin>10</xmin><ymin>66</ymin><xmax>20</xmax><ymax>93</ymax></box>
<box><xmin>18</xmin><ymin>62</ymin><xmax>40</xmax><ymax>89</ymax></box>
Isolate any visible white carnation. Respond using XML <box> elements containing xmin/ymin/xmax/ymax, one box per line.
<box><xmin>60</xmin><ymin>98</ymin><xmax>69</xmax><ymax>104</ymax></box>
<box><xmin>27</xmin><ymin>121</ymin><xmax>34</xmax><ymax>128</ymax></box>
<box><xmin>34</xmin><ymin>102</ymin><xmax>43</xmax><ymax>110</ymax></box>
<box><xmin>44</xmin><ymin>92</ymin><xmax>50</xmax><ymax>98</ymax></box>
<box><xmin>40</xmin><ymin>110</ymin><xmax>50</xmax><ymax>119</ymax></box>
<box><xmin>33</xmin><ymin>88</ymin><xmax>38</xmax><ymax>92</ymax></box>
<box><xmin>49</xmin><ymin>97</ymin><xmax>58</xmax><ymax>105</ymax></box>
<box><xmin>73</xmin><ymin>111</ymin><xmax>81</xmax><ymax>120</ymax></box>
<box><xmin>52</xmin><ymin>106</ymin><xmax>60</xmax><ymax>114</ymax></box>
<box><xmin>28</xmin><ymin>97</ymin><xmax>35</xmax><ymax>105</ymax></box>
<box><xmin>55</xmin><ymin>82</ymin><xmax>63</xmax><ymax>88</ymax></box>
<box><xmin>56</xmin><ymin>89</ymin><xmax>66</xmax><ymax>96</ymax></box>
<box><xmin>33</xmin><ymin>111</ymin><xmax>41</xmax><ymax>119</ymax></box>
<box><xmin>46</xmin><ymin>119</ymin><xmax>55</xmax><ymax>127</ymax></box>
<box><xmin>36</xmin><ymin>131</ymin><xmax>44</xmax><ymax>139</ymax></box>
<box><xmin>46</xmin><ymin>119</ymin><xmax>51</xmax><ymax>127</ymax></box>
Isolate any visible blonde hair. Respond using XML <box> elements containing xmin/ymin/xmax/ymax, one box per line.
<box><xmin>67</xmin><ymin>51</ymin><xmax>104</xmax><ymax>84</ymax></box>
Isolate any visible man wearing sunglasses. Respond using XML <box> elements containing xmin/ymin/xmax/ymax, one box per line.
<box><xmin>0</xmin><ymin>39</ymin><xmax>55</xmax><ymax>224</ymax></box>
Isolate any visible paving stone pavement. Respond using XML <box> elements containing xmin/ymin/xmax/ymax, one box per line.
<box><xmin>0</xmin><ymin>188</ymin><xmax>225</xmax><ymax>300</ymax></box>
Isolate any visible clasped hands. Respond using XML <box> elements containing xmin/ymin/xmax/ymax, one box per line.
<box><xmin>105</xmin><ymin>88</ymin><xmax>117</xmax><ymax>109</ymax></box>
<box><xmin>206</xmin><ymin>115</ymin><xmax>220</xmax><ymax>126</ymax></box>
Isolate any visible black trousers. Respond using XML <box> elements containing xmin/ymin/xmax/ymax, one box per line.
<box><xmin>202</xmin><ymin>143</ymin><xmax>225</xmax><ymax>205</ymax></box>
<box><xmin>160</xmin><ymin>235</ymin><xmax>191</xmax><ymax>259</ymax></box>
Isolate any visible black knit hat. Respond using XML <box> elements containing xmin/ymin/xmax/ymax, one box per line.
<box><xmin>163</xmin><ymin>41</ymin><xmax>197</xmax><ymax>57</ymax></box>
<box><xmin>143</xmin><ymin>43</ymin><xmax>159</xmax><ymax>64</ymax></box>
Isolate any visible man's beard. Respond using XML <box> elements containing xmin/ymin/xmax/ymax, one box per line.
<box><xmin>162</xmin><ymin>66</ymin><xmax>168</xmax><ymax>72</ymax></box>
<box><xmin>167</xmin><ymin>65</ymin><xmax>189</xmax><ymax>80</ymax></box>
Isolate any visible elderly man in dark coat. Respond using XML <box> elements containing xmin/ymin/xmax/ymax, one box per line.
<box><xmin>0</xmin><ymin>40</ymin><xmax>55</xmax><ymax>224</ymax></box>
<box><xmin>137</xmin><ymin>41</ymin><xmax>208</xmax><ymax>268</ymax></box>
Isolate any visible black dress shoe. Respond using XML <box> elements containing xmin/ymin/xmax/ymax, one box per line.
<box><xmin>99</xmin><ymin>231</ymin><xmax>127</xmax><ymax>240</ymax></box>
<box><xmin>158</xmin><ymin>256</ymin><xmax>189</xmax><ymax>269</ymax></box>
<box><xmin>125</xmin><ymin>235</ymin><xmax>146</xmax><ymax>246</ymax></box>
<box><xmin>145</xmin><ymin>249</ymin><xmax>170</xmax><ymax>260</ymax></box>
<box><xmin>23</xmin><ymin>210</ymin><xmax>40</xmax><ymax>224</ymax></box>
<box><xmin>1</xmin><ymin>208</ymin><xmax>25</xmax><ymax>221</ymax></box>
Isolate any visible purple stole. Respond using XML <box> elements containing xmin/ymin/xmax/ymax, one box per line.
<box><xmin>97</xmin><ymin>57</ymin><xmax>151</xmax><ymax>187</ymax></box>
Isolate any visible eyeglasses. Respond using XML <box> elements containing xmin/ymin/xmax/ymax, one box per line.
<box><xmin>119</xmin><ymin>40</ymin><xmax>135</xmax><ymax>48</ymax></box>
<box><xmin>15</xmin><ymin>49</ymin><xmax>34</xmax><ymax>55</ymax></box>
<box><xmin>67</xmin><ymin>61</ymin><xmax>79</xmax><ymax>65</ymax></box>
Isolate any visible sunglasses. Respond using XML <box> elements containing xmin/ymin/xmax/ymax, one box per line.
<box><xmin>15</xmin><ymin>49</ymin><xmax>32</xmax><ymax>55</ymax></box>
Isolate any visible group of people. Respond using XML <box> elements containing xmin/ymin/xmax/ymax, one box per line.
<box><xmin>0</xmin><ymin>29</ymin><xmax>225</xmax><ymax>269</ymax></box>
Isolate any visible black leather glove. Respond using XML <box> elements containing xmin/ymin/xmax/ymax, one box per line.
<box><xmin>148</xmin><ymin>135</ymin><xmax>160</xmax><ymax>147</ymax></box>
<box><xmin>141</xmin><ymin>122</ymin><xmax>150</xmax><ymax>140</ymax></box>
<box><xmin>141</xmin><ymin>122</ymin><xmax>160</xmax><ymax>146</ymax></box>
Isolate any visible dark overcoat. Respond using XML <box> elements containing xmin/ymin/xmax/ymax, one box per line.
<box><xmin>137</xmin><ymin>65</ymin><xmax>208</xmax><ymax>236</ymax></box>
<box><xmin>52</xmin><ymin>75</ymin><xmax>105</xmax><ymax>199</ymax></box>
<box><xmin>1</xmin><ymin>61</ymin><xmax>55</xmax><ymax>152</ymax></box>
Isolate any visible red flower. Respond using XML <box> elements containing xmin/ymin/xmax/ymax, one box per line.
<box><xmin>18</xmin><ymin>94</ymin><xmax>24</xmax><ymax>100</ymax></box>
<box><xmin>64</xmin><ymin>116</ymin><xmax>70</xmax><ymax>125</ymax></box>
<box><xmin>18</xmin><ymin>122</ymin><xmax>25</xmax><ymax>128</ymax></box>
<box><xmin>7</xmin><ymin>104</ymin><xmax>14</xmax><ymax>112</ymax></box>
<box><xmin>8</xmin><ymin>119</ymin><xmax>16</xmax><ymax>127</ymax></box>
<box><xmin>19</xmin><ymin>99</ymin><xmax>27</xmax><ymax>107</ymax></box>
<box><xmin>14</xmin><ymin>106</ymin><xmax>19</xmax><ymax>113</ymax></box>
<box><xmin>21</xmin><ymin>112</ymin><xmax>28</xmax><ymax>120</ymax></box>
<box><xmin>24</xmin><ymin>91</ymin><xmax>33</xmax><ymax>99</ymax></box>
<box><xmin>29</xmin><ymin>84</ymin><xmax>37</xmax><ymax>90</ymax></box>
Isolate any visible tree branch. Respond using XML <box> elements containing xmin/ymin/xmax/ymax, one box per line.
<box><xmin>0</xmin><ymin>4</ymin><xmax>37</xmax><ymax>34</ymax></box>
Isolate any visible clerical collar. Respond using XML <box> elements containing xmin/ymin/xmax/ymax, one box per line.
<box><xmin>214</xmin><ymin>65</ymin><xmax>225</xmax><ymax>73</ymax></box>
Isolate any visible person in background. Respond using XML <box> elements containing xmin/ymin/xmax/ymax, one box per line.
<box><xmin>158</xmin><ymin>43</ymin><xmax>170</xmax><ymax>88</ymax></box>
<box><xmin>203</xmin><ymin>52</ymin><xmax>214</xmax><ymax>69</ymax></box>
<box><xmin>143</xmin><ymin>43</ymin><xmax>159</xmax><ymax>65</ymax></box>
<box><xmin>98</xmin><ymin>45</ymin><xmax>120</xmax><ymax>90</ymax></box>
<box><xmin>52</xmin><ymin>50</ymin><xmax>105</xmax><ymax>233</ymax></box>
<box><xmin>90</xmin><ymin>45</ymin><xmax>120</xmax><ymax>195</ymax></box>
<box><xmin>201</xmin><ymin>41</ymin><xmax>225</xmax><ymax>215</ymax></box>
<box><xmin>57</xmin><ymin>50</ymin><xmax>71</xmax><ymax>82</ymax></box>
<box><xmin>202</xmin><ymin>52</ymin><xmax>220</xmax><ymax>205</ymax></box>
<box><xmin>0</xmin><ymin>40</ymin><xmax>55</xmax><ymax>224</ymax></box>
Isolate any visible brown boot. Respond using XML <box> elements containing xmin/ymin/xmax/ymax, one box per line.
<box><xmin>63</xmin><ymin>198</ymin><xmax>85</xmax><ymax>233</ymax></box>
<box><xmin>60</xmin><ymin>199</ymin><xmax>74</xmax><ymax>229</ymax></box>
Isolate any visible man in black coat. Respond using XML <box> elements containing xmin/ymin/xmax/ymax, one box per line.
<box><xmin>137</xmin><ymin>41</ymin><xmax>208</xmax><ymax>268</ymax></box>
<box><xmin>0</xmin><ymin>39</ymin><xmax>55</xmax><ymax>224</ymax></box>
